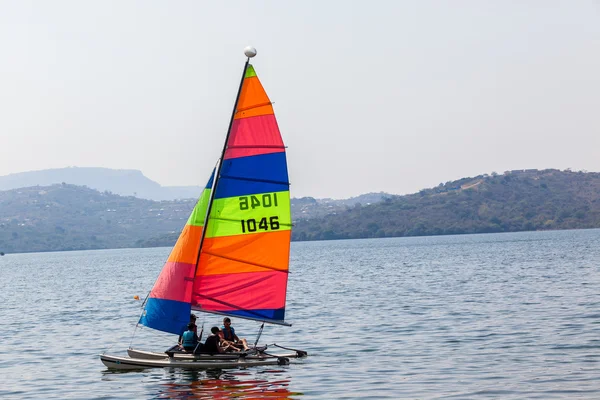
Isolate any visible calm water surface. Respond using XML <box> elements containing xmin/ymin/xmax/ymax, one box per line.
<box><xmin>1</xmin><ymin>229</ymin><xmax>599</xmax><ymax>399</ymax></box>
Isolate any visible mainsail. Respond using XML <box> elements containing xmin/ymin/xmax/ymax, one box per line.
<box><xmin>140</xmin><ymin>63</ymin><xmax>291</xmax><ymax>335</ymax></box>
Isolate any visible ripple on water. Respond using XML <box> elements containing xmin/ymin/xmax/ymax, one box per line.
<box><xmin>2</xmin><ymin>231</ymin><xmax>600</xmax><ymax>398</ymax></box>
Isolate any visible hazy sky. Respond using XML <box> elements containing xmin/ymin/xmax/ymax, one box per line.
<box><xmin>1</xmin><ymin>1</ymin><xmax>599</xmax><ymax>199</ymax></box>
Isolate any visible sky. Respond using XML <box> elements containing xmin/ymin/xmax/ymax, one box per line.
<box><xmin>1</xmin><ymin>1</ymin><xmax>599</xmax><ymax>199</ymax></box>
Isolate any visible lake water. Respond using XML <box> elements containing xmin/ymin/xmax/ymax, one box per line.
<box><xmin>1</xmin><ymin>229</ymin><xmax>600</xmax><ymax>399</ymax></box>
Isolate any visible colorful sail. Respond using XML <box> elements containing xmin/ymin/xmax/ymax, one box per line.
<box><xmin>192</xmin><ymin>64</ymin><xmax>291</xmax><ymax>324</ymax></box>
<box><xmin>139</xmin><ymin>172</ymin><xmax>214</xmax><ymax>334</ymax></box>
<box><xmin>140</xmin><ymin>63</ymin><xmax>291</xmax><ymax>335</ymax></box>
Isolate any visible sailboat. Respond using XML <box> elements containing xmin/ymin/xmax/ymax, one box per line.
<box><xmin>100</xmin><ymin>47</ymin><xmax>307</xmax><ymax>370</ymax></box>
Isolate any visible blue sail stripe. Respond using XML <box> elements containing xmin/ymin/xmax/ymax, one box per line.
<box><xmin>216</xmin><ymin>152</ymin><xmax>289</xmax><ymax>198</ymax></box>
<box><xmin>224</xmin><ymin>308</ymin><xmax>286</xmax><ymax>322</ymax></box>
<box><xmin>139</xmin><ymin>298</ymin><xmax>192</xmax><ymax>335</ymax></box>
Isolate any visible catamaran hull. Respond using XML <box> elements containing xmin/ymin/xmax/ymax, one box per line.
<box><xmin>127</xmin><ymin>347</ymin><xmax>304</xmax><ymax>361</ymax></box>
<box><xmin>100</xmin><ymin>354</ymin><xmax>289</xmax><ymax>370</ymax></box>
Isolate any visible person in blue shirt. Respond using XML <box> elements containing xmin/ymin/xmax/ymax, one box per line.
<box><xmin>178</xmin><ymin>314</ymin><xmax>198</xmax><ymax>346</ymax></box>
<box><xmin>220</xmin><ymin>317</ymin><xmax>249</xmax><ymax>350</ymax></box>
<box><xmin>181</xmin><ymin>322</ymin><xmax>199</xmax><ymax>353</ymax></box>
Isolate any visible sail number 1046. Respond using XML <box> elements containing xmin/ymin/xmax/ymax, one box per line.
<box><xmin>241</xmin><ymin>216</ymin><xmax>279</xmax><ymax>233</ymax></box>
<box><xmin>239</xmin><ymin>193</ymin><xmax>278</xmax><ymax>210</ymax></box>
<box><xmin>238</xmin><ymin>194</ymin><xmax>282</xmax><ymax>233</ymax></box>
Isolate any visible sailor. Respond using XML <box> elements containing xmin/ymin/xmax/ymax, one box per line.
<box><xmin>178</xmin><ymin>314</ymin><xmax>198</xmax><ymax>346</ymax></box>
<box><xmin>181</xmin><ymin>322</ymin><xmax>200</xmax><ymax>353</ymax></box>
<box><xmin>188</xmin><ymin>314</ymin><xmax>198</xmax><ymax>335</ymax></box>
<box><xmin>220</xmin><ymin>317</ymin><xmax>250</xmax><ymax>350</ymax></box>
<box><xmin>204</xmin><ymin>327</ymin><xmax>233</xmax><ymax>354</ymax></box>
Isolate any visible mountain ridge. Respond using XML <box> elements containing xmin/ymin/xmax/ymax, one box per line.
<box><xmin>0</xmin><ymin>181</ymin><xmax>391</xmax><ymax>253</ymax></box>
<box><xmin>292</xmin><ymin>168</ymin><xmax>600</xmax><ymax>240</ymax></box>
<box><xmin>1</xmin><ymin>168</ymin><xmax>599</xmax><ymax>254</ymax></box>
<box><xmin>0</xmin><ymin>167</ymin><xmax>202</xmax><ymax>201</ymax></box>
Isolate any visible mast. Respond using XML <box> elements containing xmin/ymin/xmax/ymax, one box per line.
<box><xmin>192</xmin><ymin>48</ymin><xmax>256</xmax><ymax>278</ymax></box>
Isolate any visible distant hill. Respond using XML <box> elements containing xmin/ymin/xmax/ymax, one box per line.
<box><xmin>0</xmin><ymin>183</ymin><xmax>391</xmax><ymax>253</ymax></box>
<box><xmin>0</xmin><ymin>184</ymin><xmax>194</xmax><ymax>253</ymax></box>
<box><xmin>0</xmin><ymin>167</ymin><xmax>201</xmax><ymax>201</ymax></box>
<box><xmin>291</xmin><ymin>192</ymin><xmax>393</xmax><ymax>219</ymax></box>
<box><xmin>292</xmin><ymin>169</ymin><xmax>600</xmax><ymax>240</ymax></box>
<box><xmin>2</xmin><ymin>168</ymin><xmax>600</xmax><ymax>254</ymax></box>
<box><xmin>137</xmin><ymin>192</ymin><xmax>395</xmax><ymax>248</ymax></box>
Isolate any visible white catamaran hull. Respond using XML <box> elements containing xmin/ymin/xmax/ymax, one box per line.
<box><xmin>127</xmin><ymin>347</ymin><xmax>305</xmax><ymax>361</ymax></box>
<box><xmin>100</xmin><ymin>353</ymin><xmax>289</xmax><ymax>370</ymax></box>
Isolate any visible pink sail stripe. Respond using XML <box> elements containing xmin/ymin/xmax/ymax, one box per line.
<box><xmin>224</xmin><ymin>115</ymin><xmax>284</xmax><ymax>160</ymax></box>
<box><xmin>149</xmin><ymin>261</ymin><xmax>196</xmax><ymax>303</ymax></box>
<box><xmin>192</xmin><ymin>271</ymin><xmax>287</xmax><ymax>311</ymax></box>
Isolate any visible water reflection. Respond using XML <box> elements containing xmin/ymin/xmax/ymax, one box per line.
<box><xmin>155</xmin><ymin>369</ymin><xmax>302</xmax><ymax>399</ymax></box>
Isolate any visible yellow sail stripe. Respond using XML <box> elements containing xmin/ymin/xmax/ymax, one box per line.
<box><xmin>205</xmin><ymin>191</ymin><xmax>291</xmax><ymax>238</ymax></box>
<box><xmin>186</xmin><ymin>188</ymin><xmax>211</xmax><ymax>227</ymax></box>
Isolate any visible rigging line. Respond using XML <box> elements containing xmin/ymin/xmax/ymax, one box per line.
<box><xmin>128</xmin><ymin>323</ymin><xmax>139</xmax><ymax>349</ymax></box>
<box><xmin>254</xmin><ymin>323</ymin><xmax>265</xmax><ymax>348</ymax></box>
<box><xmin>271</xmin><ymin>343</ymin><xmax>307</xmax><ymax>354</ymax></box>
<box><xmin>236</xmin><ymin>101</ymin><xmax>272</xmax><ymax>112</ymax></box>
<box><xmin>198</xmin><ymin>322</ymin><xmax>204</xmax><ymax>342</ymax></box>
<box><xmin>219</xmin><ymin>174</ymin><xmax>290</xmax><ymax>186</ymax></box>
<box><xmin>202</xmin><ymin>250</ymin><xmax>290</xmax><ymax>273</ymax></box>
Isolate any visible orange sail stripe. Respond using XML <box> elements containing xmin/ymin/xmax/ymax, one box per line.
<box><xmin>235</xmin><ymin>103</ymin><xmax>274</xmax><ymax>119</ymax></box>
<box><xmin>197</xmin><ymin>230</ymin><xmax>291</xmax><ymax>276</ymax></box>
<box><xmin>167</xmin><ymin>224</ymin><xmax>203</xmax><ymax>264</ymax></box>
<box><xmin>234</xmin><ymin>76</ymin><xmax>273</xmax><ymax>120</ymax></box>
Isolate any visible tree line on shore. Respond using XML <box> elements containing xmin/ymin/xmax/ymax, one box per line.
<box><xmin>1</xmin><ymin>169</ymin><xmax>599</xmax><ymax>253</ymax></box>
